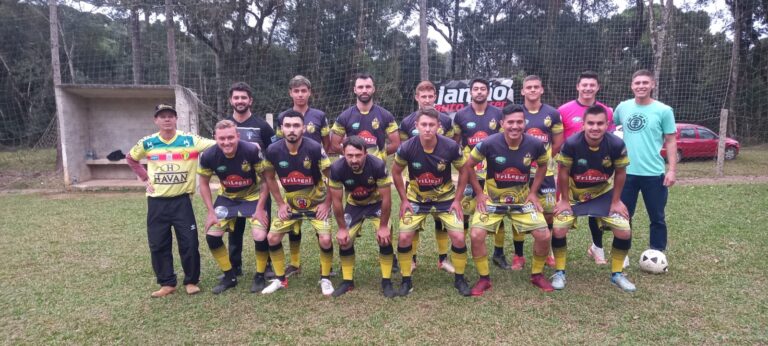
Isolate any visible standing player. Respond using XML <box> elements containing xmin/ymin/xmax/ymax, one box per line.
<box><xmin>465</xmin><ymin>105</ymin><xmax>554</xmax><ymax>296</ymax></box>
<box><xmin>261</xmin><ymin>110</ymin><xmax>335</xmax><ymax>295</ymax></box>
<box><xmin>329</xmin><ymin>136</ymin><xmax>396</xmax><ymax>298</ymax></box>
<box><xmin>224</xmin><ymin>82</ymin><xmax>277</xmax><ymax>279</ymax></box>
<box><xmin>330</xmin><ymin>73</ymin><xmax>400</xmax><ymax>159</ymax></box>
<box><xmin>274</xmin><ymin>75</ymin><xmax>332</xmax><ymax>277</ymax></box>
<box><xmin>614</xmin><ymin>69</ymin><xmax>676</xmax><ymax>253</ymax></box>
<box><xmin>551</xmin><ymin>105</ymin><xmax>636</xmax><ymax>292</ymax></box>
<box><xmin>126</xmin><ymin>104</ymin><xmax>215</xmax><ymax>297</ymax></box>
<box><xmin>197</xmin><ymin>120</ymin><xmax>271</xmax><ymax>294</ymax></box>
<box><xmin>392</xmin><ymin>107</ymin><xmax>471</xmax><ymax>297</ymax></box>
<box><xmin>398</xmin><ymin>80</ymin><xmax>455</xmax><ymax>274</ymax></box>
<box><xmin>517</xmin><ymin>75</ymin><xmax>562</xmax><ymax>270</ymax></box>
<box><xmin>558</xmin><ymin>71</ymin><xmax>615</xmax><ymax>265</ymax></box>
<box><xmin>452</xmin><ymin>78</ymin><xmax>510</xmax><ymax>270</ymax></box>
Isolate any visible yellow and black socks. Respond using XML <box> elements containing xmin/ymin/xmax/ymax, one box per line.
<box><xmin>339</xmin><ymin>246</ymin><xmax>355</xmax><ymax>282</ymax></box>
<box><xmin>512</xmin><ymin>228</ymin><xmax>526</xmax><ymax>257</ymax></box>
<box><xmin>319</xmin><ymin>245</ymin><xmax>333</xmax><ymax>278</ymax></box>
<box><xmin>611</xmin><ymin>236</ymin><xmax>631</xmax><ymax>274</ymax></box>
<box><xmin>450</xmin><ymin>245</ymin><xmax>468</xmax><ymax>275</ymax></box>
<box><xmin>397</xmin><ymin>244</ymin><xmax>414</xmax><ymax>277</ymax></box>
<box><xmin>532</xmin><ymin>254</ymin><xmax>547</xmax><ymax>275</ymax></box>
<box><xmin>254</xmin><ymin>239</ymin><xmax>269</xmax><ymax>274</ymax></box>
<box><xmin>379</xmin><ymin>244</ymin><xmax>394</xmax><ymax>279</ymax></box>
<box><xmin>268</xmin><ymin>243</ymin><xmax>286</xmax><ymax>279</ymax></box>
<box><xmin>435</xmin><ymin>227</ymin><xmax>450</xmax><ymax>262</ymax></box>
<box><xmin>552</xmin><ymin>236</ymin><xmax>567</xmax><ymax>272</ymax></box>
<box><xmin>288</xmin><ymin>231</ymin><xmax>302</xmax><ymax>267</ymax></box>
<box><xmin>207</xmin><ymin>234</ymin><xmax>232</xmax><ymax>272</ymax></box>
<box><xmin>474</xmin><ymin>254</ymin><xmax>490</xmax><ymax>277</ymax></box>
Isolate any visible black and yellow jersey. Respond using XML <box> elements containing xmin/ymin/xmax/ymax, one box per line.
<box><xmin>331</xmin><ymin>104</ymin><xmax>398</xmax><ymax>159</ymax></box>
<box><xmin>394</xmin><ymin>135</ymin><xmax>465</xmax><ymax>203</ymax></box>
<box><xmin>523</xmin><ymin>103</ymin><xmax>563</xmax><ymax>176</ymax></box>
<box><xmin>198</xmin><ymin>140</ymin><xmax>263</xmax><ymax>201</ymax></box>
<box><xmin>276</xmin><ymin>108</ymin><xmax>329</xmax><ymax>144</ymax></box>
<box><xmin>452</xmin><ymin>104</ymin><xmax>503</xmax><ymax>178</ymax></box>
<box><xmin>399</xmin><ymin>110</ymin><xmax>454</xmax><ymax>140</ymax></box>
<box><xmin>557</xmin><ymin>132</ymin><xmax>629</xmax><ymax>203</ymax></box>
<box><xmin>328</xmin><ymin>154</ymin><xmax>391</xmax><ymax>206</ymax></box>
<box><xmin>263</xmin><ymin>138</ymin><xmax>331</xmax><ymax>210</ymax></box>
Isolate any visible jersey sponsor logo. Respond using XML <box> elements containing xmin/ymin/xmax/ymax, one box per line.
<box><xmin>494</xmin><ymin>167</ymin><xmax>528</xmax><ymax>182</ymax></box>
<box><xmin>241</xmin><ymin>160</ymin><xmax>251</xmax><ymax>172</ymax></box>
<box><xmin>280</xmin><ymin>171</ymin><xmax>314</xmax><ymax>186</ymax></box>
<box><xmin>572</xmin><ymin>116</ymin><xmax>582</xmax><ymax>123</ymax></box>
<box><xmin>303</xmin><ymin>156</ymin><xmax>312</xmax><ymax>169</ymax></box>
<box><xmin>416</xmin><ymin>172</ymin><xmax>443</xmax><ymax>186</ymax></box>
<box><xmin>412</xmin><ymin>162</ymin><xmax>423</xmax><ymax>170</ymax></box>
<box><xmin>157</xmin><ymin>163</ymin><xmax>181</xmax><ymax>172</ymax></box>
<box><xmin>344</xmin><ymin>179</ymin><xmax>355</xmax><ymax>186</ymax></box>
<box><xmin>466</xmin><ymin>122</ymin><xmax>477</xmax><ymax>129</ymax></box>
<box><xmin>467</xmin><ymin>131</ymin><xmax>489</xmax><ymax>146</ymax></box>
<box><xmin>154</xmin><ymin>172</ymin><xmax>188</xmax><ymax>185</ymax></box>
<box><xmin>626</xmin><ymin>113</ymin><xmax>647</xmax><ymax>132</ymax></box>
<box><xmin>577</xmin><ymin>159</ymin><xmax>588</xmax><ymax>167</ymax></box>
<box><xmin>350</xmin><ymin>186</ymin><xmax>373</xmax><ymax>198</ymax></box>
<box><xmin>495</xmin><ymin>156</ymin><xmax>506</xmax><ymax>164</ymax></box>
<box><xmin>358</xmin><ymin>130</ymin><xmax>377</xmax><ymax>146</ymax></box>
<box><xmin>216</xmin><ymin>165</ymin><xmax>227</xmax><ymax>172</ymax></box>
<box><xmin>410</xmin><ymin>128</ymin><xmax>419</xmax><ymax>137</ymax></box>
<box><xmin>573</xmin><ymin>169</ymin><xmax>609</xmax><ymax>183</ymax></box>
<box><xmin>222</xmin><ymin>175</ymin><xmax>253</xmax><ymax>188</ymax></box>
<box><xmin>352</xmin><ymin>122</ymin><xmax>361</xmax><ymax>130</ymax></box>
<box><xmin>371</xmin><ymin>118</ymin><xmax>380</xmax><ymax>129</ymax></box>
<box><xmin>149</xmin><ymin>151</ymin><xmax>199</xmax><ymax>161</ymax></box>
<box><xmin>526</xmin><ymin>127</ymin><xmax>549</xmax><ymax>143</ymax></box>
<box><xmin>278</xmin><ymin>161</ymin><xmax>289</xmax><ymax>168</ymax></box>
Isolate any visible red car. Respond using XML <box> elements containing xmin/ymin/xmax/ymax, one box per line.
<box><xmin>616</xmin><ymin>123</ymin><xmax>740</xmax><ymax>162</ymax></box>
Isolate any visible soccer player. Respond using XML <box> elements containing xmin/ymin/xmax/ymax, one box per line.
<box><xmin>328</xmin><ymin>136</ymin><xmax>396</xmax><ymax>298</ymax></box>
<box><xmin>465</xmin><ymin>104</ymin><xmax>554</xmax><ymax>296</ymax></box>
<box><xmin>273</xmin><ymin>75</ymin><xmax>332</xmax><ymax>277</ymax></box>
<box><xmin>330</xmin><ymin>73</ymin><xmax>400</xmax><ymax>159</ymax></box>
<box><xmin>551</xmin><ymin>105</ymin><xmax>636</xmax><ymax>292</ymax></box>
<box><xmin>392</xmin><ymin>107</ymin><xmax>471</xmax><ymax>297</ymax></box>
<box><xmin>518</xmin><ymin>75</ymin><xmax>562</xmax><ymax>270</ymax></box>
<box><xmin>224</xmin><ymin>82</ymin><xmax>277</xmax><ymax>279</ymax></box>
<box><xmin>126</xmin><ymin>104</ymin><xmax>215</xmax><ymax>297</ymax></box>
<box><xmin>614</xmin><ymin>69</ymin><xmax>677</xmax><ymax>253</ymax></box>
<box><xmin>558</xmin><ymin>71</ymin><xmax>615</xmax><ymax>265</ymax></box>
<box><xmin>197</xmin><ymin>120</ymin><xmax>271</xmax><ymax>294</ymax></box>
<box><xmin>398</xmin><ymin>80</ymin><xmax>455</xmax><ymax>274</ymax></box>
<box><xmin>261</xmin><ymin>110</ymin><xmax>334</xmax><ymax>295</ymax></box>
<box><xmin>452</xmin><ymin>78</ymin><xmax>510</xmax><ymax>270</ymax></box>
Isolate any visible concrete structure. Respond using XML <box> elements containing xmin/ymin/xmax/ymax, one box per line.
<box><xmin>54</xmin><ymin>84</ymin><xmax>200</xmax><ymax>189</ymax></box>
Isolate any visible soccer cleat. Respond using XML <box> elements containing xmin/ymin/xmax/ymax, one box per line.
<box><xmin>454</xmin><ymin>278</ymin><xmax>472</xmax><ymax>296</ymax></box>
<box><xmin>398</xmin><ymin>279</ymin><xmax>413</xmax><ymax>297</ymax></box>
<box><xmin>545</xmin><ymin>255</ymin><xmax>556</xmax><ymax>268</ymax></box>
<box><xmin>250</xmin><ymin>274</ymin><xmax>266</xmax><ymax>293</ymax></box>
<box><xmin>492</xmin><ymin>254</ymin><xmax>511</xmax><ymax>270</ymax></box>
<box><xmin>611</xmin><ymin>273</ymin><xmax>637</xmax><ymax>292</ymax></box>
<box><xmin>332</xmin><ymin>281</ymin><xmax>355</xmax><ymax>297</ymax></box>
<box><xmin>261</xmin><ymin>279</ymin><xmax>287</xmax><ymax>294</ymax></box>
<box><xmin>531</xmin><ymin>273</ymin><xmax>555</xmax><ymax>292</ymax></box>
<box><xmin>588</xmin><ymin>244</ymin><xmax>608</xmax><ymax>265</ymax></box>
<box><xmin>470</xmin><ymin>278</ymin><xmax>492</xmax><ymax>297</ymax></box>
<box><xmin>623</xmin><ymin>255</ymin><xmax>630</xmax><ymax>269</ymax></box>
<box><xmin>381</xmin><ymin>280</ymin><xmax>396</xmax><ymax>298</ymax></box>
<box><xmin>319</xmin><ymin>278</ymin><xmax>334</xmax><ymax>296</ymax></box>
<box><xmin>217</xmin><ymin>266</ymin><xmax>243</xmax><ymax>280</ymax></box>
<box><xmin>211</xmin><ymin>278</ymin><xmax>237</xmax><ymax>295</ymax></box>
<box><xmin>184</xmin><ymin>284</ymin><xmax>201</xmax><ymax>295</ymax></box>
<box><xmin>265</xmin><ymin>263</ymin><xmax>276</xmax><ymax>279</ymax></box>
<box><xmin>551</xmin><ymin>271</ymin><xmax>567</xmax><ymax>290</ymax></box>
<box><xmin>510</xmin><ymin>255</ymin><xmax>526</xmax><ymax>270</ymax></box>
<box><xmin>150</xmin><ymin>286</ymin><xmax>176</xmax><ymax>298</ymax></box>
<box><xmin>438</xmin><ymin>258</ymin><xmax>455</xmax><ymax>273</ymax></box>
<box><xmin>285</xmin><ymin>265</ymin><xmax>301</xmax><ymax>278</ymax></box>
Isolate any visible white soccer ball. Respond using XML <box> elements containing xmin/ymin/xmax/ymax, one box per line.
<box><xmin>638</xmin><ymin>249</ymin><xmax>668</xmax><ymax>274</ymax></box>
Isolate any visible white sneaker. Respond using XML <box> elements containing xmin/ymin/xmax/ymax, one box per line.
<box><xmin>438</xmin><ymin>258</ymin><xmax>456</xmax><ymax>273</ymax></box>
<box><xmin>319</xmin><ymin>278</ymin><xmax>334</xmax><ymax>296</ymax></box>
<box><xmin>261</xmin><ymin>279</ymin><xmax>286</xmax><ymax>294</ymax></box>
<box><xmin>588</xmin><ymin>243</ymin><xmax>608</xmax><ymax>265</ymax></box>
<box><xmin>623</xmin><ymin>255</ymin><xmax>630</xmax><ymax>269</ymax></box>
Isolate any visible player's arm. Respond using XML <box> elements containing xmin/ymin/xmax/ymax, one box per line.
<box><xmin>126</xmin><ymin>144</ymin><xmax>153</xmax><ymax>194</ymax></box>
<box><xmin>377</xmin><ymin>185</ymin><xmax>392</xmax><ymax>246</ymax></box>
<box><xmin>197</xmin><ymin>174</ymin><xmax>218</xmax><ymax>231</ymax></box>
<box><xmin>553</xmin><ymin>163</ymin><xmax>573</xmax><ymax>216</ymax></box>
<box><xmin>663</xmin><ymin>133</ymin><xmax>677</xmax><ymax>187</ymax></box>
<box><xmin>329</xmin><ymin>120</ymin><xmax>346</xmax><ymax>155</ymax></box>
<box><xmin>611</xmin><ymin>166</ymin><xmax>629</xmax><ymax>219</ymax></box>
<box><xmin>390</xmin><ymin>159</ymin><xmax>412</xmax><ymax>218</ymax></box>
<box><xmin>528</xmin><ymin>162</ymin><xmax>548</xmax><ymax>212</ymax></box>
<box><xmin>385</xmin><ymin>130</ymin><xmax>401</xmax><ymax>155</ymax></box>
<box><xmin>316</xmin><ymin>168</ymin><xmax>332</xmax><ymax>220</ymax></box>
<box><xmin>263</xmin><ymin>169</ymin><xmax>289</xmax><ymax>220</ymax></box>
<box><xmin>452</xmin><ymin>131</ymin><xmax>462</xmax><ymax>145</ymax></box>
<box><xmin>253</xmin><ymin>179</ymin><xmax>270</xmax><ymax>226</ymax></box>
<box><xmin>328</xmin><ymin>184</ymin><xmax>349</xmax><ymax>246</ymax></box>
<box><xmin>552</xmin><ymin>132</ymin><xmax>564</xmax><ymax>158</ymax></box>
<box><xmin>321</xmin><ymin>135</ymin><xmax>331</xmax><ymax>153</ymax></box>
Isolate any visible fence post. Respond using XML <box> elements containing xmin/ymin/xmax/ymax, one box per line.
<box><xmin>715</xmin><ymin>108</ymin><xmax>728</xmax><ymax>177</ymax></box>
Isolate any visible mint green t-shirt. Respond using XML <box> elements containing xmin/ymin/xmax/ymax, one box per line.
<box><xmin>614</xmin><ymin>99</ymin><xmax>676</xmax><ymax>176</ymax></box>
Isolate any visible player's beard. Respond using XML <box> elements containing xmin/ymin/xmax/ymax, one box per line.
<box><xmin>233</xmin><ymin>104</ymin><xmax>250</xmax><ymax>114</ymax></box>
<box><xmin>472</xmin><ymin>95</ymin><xmax>487</xmax><ymax>104</ymax></box>
<box><xmin>285</xmin><ymin>134</ymin><xmax>300</xmax><ymax>143</ymax></box>
<box><xmin>357</xmin><ymin>93</ymin><xmax>372</xmax><ymax>104</ymax></box>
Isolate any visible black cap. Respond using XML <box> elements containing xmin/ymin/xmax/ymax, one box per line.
<box><xmin>154</xmin><ymin>103</ymin><xmax>177</xmax><ymax>117</ymax></box>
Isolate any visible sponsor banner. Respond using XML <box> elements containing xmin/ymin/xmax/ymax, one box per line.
<box><xmin>434</xmin><ymin>78</ymin><xmax>515</xmax><ymax>115</ymax></box>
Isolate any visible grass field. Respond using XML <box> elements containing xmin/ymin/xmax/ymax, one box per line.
<box><xmin>1</xmin><ymin>184</ymin><xmax>767</xmax><ymax>344</ymax></box>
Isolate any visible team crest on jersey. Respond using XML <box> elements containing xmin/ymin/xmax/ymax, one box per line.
<box><xmin>412</xmin><ymin>162</ymin><xmax>422</xmax><ymax>170</ymax></box>
<box><xmin>306</xmin><ymin>122</ymin><xmax>316</xmax><ymax>133</ymax></box>
<box><xmin>303</xmin><ymin>156</ymin><xmax>312</xmax><ymax>169</ymax></box>
<box><xmin>345</xmin><ymin>179</ymin><xmax>355</xmax><ymax>186</ymax></box>
<box><xmin>181</xmin><ymin>150</ymin><xmax>191</xmax><ymax>160</ymax></box>
<box><xmin>352</xmin><ymin>122</ymin><xmax>360</xmax><ymax>130</ymax></box>
<box><xmin>602</xmin><ymin>156</ymin><xmax>612</xmax><ymax>168</ymax></box>
<box><xmin>479</xmin><ymin>213</ymin><xmax>489</xmax><ymax>222</ymax></box>
<box><xmin>544</xmin><ymin>116</ymin><xmax>552</xmax><ymax>128</ymax></box>
<box><xmin>241</xmin><ymin>160</ymin><xmax>251</xmax><ymax>172</ymax></box>
<box><xmin>371</xmin><ymin>118</ymin><xmax>380</xmax><ymax>130</ymax></box>
<box><xmin>467</xmin><ymin>122</ymin><xmax>477</xmax><ymax>129</ymax></box>
<box><xmin>294</xmin><ymin>197</ymin><xmax>309</xmax><ymax>209</ymax></box>
<box><xmin>279</xmin><ymin>161</ymin><xmax>289</xmax><ymax>168</ymax></box>
<box><xmin>403</xmin><ymin>215</ymin><xmax>413</xmax><ymax>225</ymax></box>
<box><xmin>437</xmin><ymin>128</ymin><xmax>444</xmax><ymax>135</ymax></box>
<box><xmin>489</xmin><ymin>119</ymin><xmax>498</xmax><ymax>130</ymax></box>
<box><xmin>495</xmin><ymin>156</ymin><xmax>506</xmax><ymax>164</ymax></box>
<box><xmin>367</xmin><ymin>176</ymin><xmax>375</xmax><ymax>185</ymax></box>
<box><xmin>502</xmin><ymin>193</ymin><xmax>518</xmax><ymax>204</ymax></box>
<box><xmin>523</xmin><ymin>153</ymin><xmax>532</xmax><ymax>167</ymax></box>
<box><xmin>437</xmin><ymin>160</ymin><xmax>446</xmax><ymax>172</ymax></box>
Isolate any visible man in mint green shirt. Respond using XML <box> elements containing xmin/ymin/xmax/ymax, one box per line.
<box><xmin>614</xmin><ymin>69</ymin><xmax>677</xmax><ymax>252</ymax></box>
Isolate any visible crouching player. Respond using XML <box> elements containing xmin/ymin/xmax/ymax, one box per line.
<box><xmin>262</xmin><ymin>110</ymin><xmax>335</xmax><ymax>295</ymax></box>
<box><xmin>328</xmin><ymin>136</ymin><xmax>396</xmax><ymax>297</ymax></box>
<box><xmin>198</xmin><ymin>120</ymin><xmax>270</xmax><ymax>294</ymax></box>
<box><xmin>465</xmin><ymin>105</ymin><xmax>554</xmax><ymax>295</ymax></box>
<box><xmin>391</xmin><ymin>107</ymin><xmax>471</xmax><ymax>296</ymax></box>
<box><xmin>551</xmin><ymin>105</ymin><xmax>636</xmax><ymax>292</ymax></box>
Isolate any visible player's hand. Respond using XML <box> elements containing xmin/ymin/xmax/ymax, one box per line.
<box><xmin>475</xmin><ymin>192</ymin><xmax>490</xmax><ymax>214</ymax></box>
<box><xmin>450</xmin><ymin>200</ymin><xmax>464</xmax><ymax>222</ymax></box>
<box><xmin>204</xmin><ymin>211</ymin><xmax>218</xmax><ymax>232</ymax></box>
<box><xmin>252</xmin><ymin>207</ymin><xmax>269</xmax><ymax>229</ymax></box>
<box><xmin>376</xmin><ymin>225</ymin><xmax>391</xmax><ymax>246</ymax></box>
<box><xmin>553</xmin><ymin>199</ymin><xmax>572</xmax><ymax>217</ymax></box>
<box><xmin>144</xmin><ymin>180</ymin><xmax>155</xmax><ymax>194</ymax></box>
<box><xmin>277</xmin><ymin>203</ymin><xmax>291</xmax><ymax>221</ymax></box>
<box><xmin>316</xmin><ymin>201</ymin><xmax>331</xmax><ymax>221</ymax></box>
<box><xmin>400</xmin><ymin>200</ymin><xmax>414</xmax><ymax>218</ymax></box>
<box><xmin>610</xmin><ymin>200</ymin><xmax>630</xmax><ymax>220</ymax></box>
<box><xmin>526</xmin><ymin>192</ymin><xmax>543</xmax><ymax>212</ymax></box>
<box><xmin>663</xmin><ymin>170</ymin><xmax>676</xmax><ymax>187</ymax></box>
<box><xmin>336</xmin><ymin>228</ymin><xmax>350</xmax><ymax>247</ymax></box>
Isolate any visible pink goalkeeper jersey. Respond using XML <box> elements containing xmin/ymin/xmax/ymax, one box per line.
<box><xmin>558</xmin><ymin>100</ymin><xmax>615</xmax><ymax>140</ymax></box>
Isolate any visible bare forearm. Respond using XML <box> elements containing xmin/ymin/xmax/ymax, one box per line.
<box><xmin>613</xmin><ymin>170</ymin><xmax>626</xmax><ymax>204</ymax></box>
<box><xmin>126</xmin><ymin>154</ymin><xmax>148</xmax><ymax>181</ymax></box>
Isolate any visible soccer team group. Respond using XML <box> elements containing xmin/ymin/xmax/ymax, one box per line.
<box><xmin>127</xmin><ymin>70</ymin><xmax>677</xmax><ymax>299</ymax></box>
